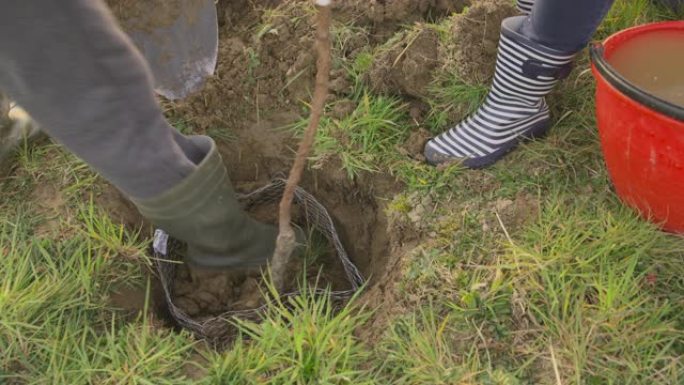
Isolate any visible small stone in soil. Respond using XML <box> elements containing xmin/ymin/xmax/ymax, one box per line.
<box><xmin>173</xmin><ymin>281</ymin><xmax>194</xmax><ymax>296</ymax></box>
<box><xmin>176</xmin><ymin>297</ymin><xmax>201</xmax><ymax>316</ymax></box>
<box><xmin>195</xmin><ymin>291</ymin><xmax>219</xmax><ymax>307</ymax></box>
<box><xmin>235</xmin><ymin>277</ymin><xmax>263</xmax><ymax>310</ymax></box>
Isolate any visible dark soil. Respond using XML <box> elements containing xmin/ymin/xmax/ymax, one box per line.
<box><xmin>108</xmin><ymin>278</ymin><xmax>179</xmax><ymax>329</ymax></box>
<box><xmin>106</xmin><ymin>0</ymin><xmax>184</xmax><ymax>32</ymax></box>
<box><xmin>334</xmin><ymin>0</ymin><xmax>470</xmax><ymax>40</ymax></box>
<box><xmin>367</xmin><ymin>0</ymin><xmax>517</xmax><ymax>100</ymax></box>
<box><xmin>109</xmin><ymin>284</ymin><xmax>149</xmax><ymax>314</ymax></box>
<box><xmin>449</xmin><ymin>0</ymin><xmax>517</xmax><ymax>84</ymax></box>
<box><xmin>170</xmin><ymin>201</ymin><xmax>353</xmax><ymax>319</ymax></box>
<box><xmin>368</xmin><ymin>27</ymin><xmax>441</xmax><ymax>99</ymax></box>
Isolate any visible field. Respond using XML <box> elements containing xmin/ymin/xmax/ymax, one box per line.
<box><xmin>2</xmin><ymin>0</ymin><xmax>683</xmax><ymax>384</ymax></box>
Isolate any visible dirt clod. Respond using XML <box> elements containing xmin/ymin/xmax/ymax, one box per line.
<box><xmin>366</xmin><ymin>0</ymin><xmax>516</xmax><ymax>101</ymax></box>
<box><xmin>175</xmin><ymin>296</ymin><xmax>201</xmax><ymax>316</ymax></box>
<box><xmin>448</xmin><ymin>0</ymin><xmax>517</xmax><ymax>84</ymax></box>
<box><xmin>368</xmin><ymin>27</ymin><xmax>441</xmax><ymax>99</ymax></box>
<box><xmin>330</xmin><ymin>99</ymin><xmax>357</xmax><ymax>120</ymax></box>
<box><xmin>400</xmin><ymin>128</ymin><xmax>432</xmax><ymax>159</ymax></box>
<box><xmin>106</xmin><ymin>0</ymin><xmax>184</xmax><ymax>32</ymax></box>
<box><xmin>334</xmin><ymin>0</ymin><xmax>470</xmax><ymax>39</ymax></box>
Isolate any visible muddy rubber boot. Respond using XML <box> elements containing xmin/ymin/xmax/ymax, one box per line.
<box><xmin>132</xmin><ymin>135</ymin><xmax>278</xmax><ymax>269</ymax></box>
<box><xmin>424</xmin><ymin>16</ymin><xmax>577</xmax><ymax>168</ymax></box>
<box><xmin>516</xmin><ymin>0</ymin><xmax>534</xmax><ymax>14</ymax></box>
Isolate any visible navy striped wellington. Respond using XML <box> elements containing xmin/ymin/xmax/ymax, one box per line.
<box><xmin>424</xmin><ymin>17</ymin><xmax>577</xmax><ymax>168</ymax></box>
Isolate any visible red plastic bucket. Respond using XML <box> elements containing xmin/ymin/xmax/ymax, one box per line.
<box><xmin>590</xmin><ymin>21</ymin><xmax>684</xmax><ymax>233</ymax></box>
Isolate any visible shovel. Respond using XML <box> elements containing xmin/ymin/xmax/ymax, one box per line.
<box><xmin>113</xmin><ymin>0</ymin><xmax>219</xmax><ymax>100</ymax></box>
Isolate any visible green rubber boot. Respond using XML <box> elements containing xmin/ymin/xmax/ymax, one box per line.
<box><xmin>132</xmin><ymin>136</ymin><xmax>277</xmax><ymax>269</ymax></box>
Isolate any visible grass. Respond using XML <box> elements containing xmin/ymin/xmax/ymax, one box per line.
<box><xmin>0</xmin><ymin>213</ymin><xmax>193</xmax><ymax>384</ymax></box>
<box><xmin>424</xmin><ymin>76</ymin><xmax>489</xmax><ymax>132</ymax></box>
<box><xmin>206</xmin><ymin>288</ymin><xmax>372</xmax><ymax>384</ymax></box>
<box><xmin>290</xmin><ymin>92</ymin><xmax>410</xmax><ymax>178</ymax></box>
<box><xmin>2</xmin><ymin>0</ymin><xmax>684</xmax><ymax>384</ymax></box>
<box><xmin>501</xmin><ymin>196</ymin><xmax>684</xmax><ymax>383</ymax></box>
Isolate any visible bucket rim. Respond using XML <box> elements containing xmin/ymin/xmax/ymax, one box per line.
<box><xmin>590</xmin><ymin>21</ymin><xmax>684</xmax><ymax>122</ymax></box>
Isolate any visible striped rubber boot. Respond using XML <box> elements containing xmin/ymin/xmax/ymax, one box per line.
<box><xmin>516</xmin><ymin>0</ymin><xmax>534</xmax><ymax>14</ymax></box>
<box><xmin>424</xmin><ymin>17</ymin><xmax>577</xmax><ymax>168</ymax></box>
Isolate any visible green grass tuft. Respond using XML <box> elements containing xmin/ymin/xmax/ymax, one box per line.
<box><xmin>205</xmin><ymin>288</ymin><xmax>373</xmax><ymax>384</ymax></box>
<box><xmin>291</xmin><ymin>92</ymin><xmax>409</xmax><ymax>178</ymax></box>
<box><xmin>501</xmin><ymin>195</ymin><xmax>684</xmax><ymax>384</ymax></box>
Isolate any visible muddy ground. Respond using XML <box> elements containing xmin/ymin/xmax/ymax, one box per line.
<box><xmin>105</xmin><ymin>0</ymin><xmax>516</xmax><ymax>335</ymax></box>
<box><xmin>171</xmin><ymin>201</ymin><xmax>352</xmax><ymax>319</ymax></box>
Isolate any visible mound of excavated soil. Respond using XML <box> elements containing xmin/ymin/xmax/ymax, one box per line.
<box><xmin>368</xmin><ymin>27</ymin><xmax>441</xmax><ymax>99</ymax></box>
<box><xmin>367</xmin><ymin>0</ymin><xmax>517</xmax><ymax>99</ymax></box>
<box><xmin>171</xmin><ymin>36</ymin><xmax>255</xmax><ymax>131</ymax></box>
<box><xmin>170</xmin><ymin>0</ymin><xmax>370</xmax><ymax>132</ymax></box>
<box><xmin>448</xmin><ymin>0</ymin><xmax>517</xmax><ymax>84</ymax></box>
<box><xmin>107</xmin><ymin>0</ymin><xmax>513</xmax><ymax>133</ymax></box>
<box><xmin>334</xmin><ymin>0</ymin><xmax>469</xmax><ymax>39</ymax></box>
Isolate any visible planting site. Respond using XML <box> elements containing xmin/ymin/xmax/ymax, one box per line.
<box><xmin>1</xmin><ymin>0</ymin><xmax>683</xmax><ymax>384</ymax></box>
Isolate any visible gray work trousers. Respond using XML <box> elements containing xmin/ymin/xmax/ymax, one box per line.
<box><xmin>0</xmin><ymin>1</ymin><xmax>204</xmax><ymax>199</ymax></box>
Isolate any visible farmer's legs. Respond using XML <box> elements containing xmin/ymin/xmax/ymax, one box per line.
<box><xmin>424</xmin><ymin>0</ymin><xmax>615</xmax><ymax>166</ymax></box>
<box><xmin>0</xmin><ymin>1</ymin><xmax>276</xmax><ymax>268</ymax></box>
<box><xmin>0</xmin><ymin>1</ymin><xmax>202</xmax><ymax>199</ymax></box>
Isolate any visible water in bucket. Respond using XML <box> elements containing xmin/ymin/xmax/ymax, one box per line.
<box><xmin>609</xmin><ymin>30</ymin><xmax>684</xmax><ymax>107</ymax></box>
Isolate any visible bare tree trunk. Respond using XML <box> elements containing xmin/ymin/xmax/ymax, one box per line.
<box><xmin>270</xmin><ymin>1</ymin><xmax>332</xmax><ymax>292</ymax></box>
